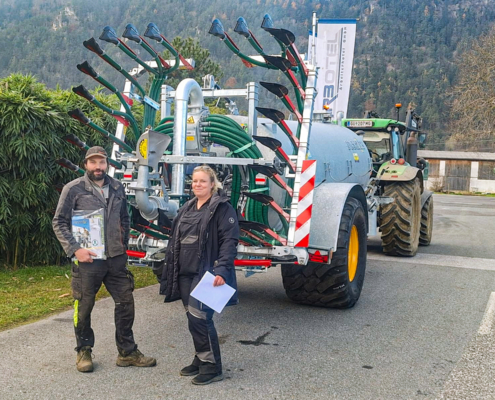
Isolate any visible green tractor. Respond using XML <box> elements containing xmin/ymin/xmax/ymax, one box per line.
<box><xmin>342</xmin><ymin>105</ymin><xmax>433</xmax><ymax>256</ymax></box>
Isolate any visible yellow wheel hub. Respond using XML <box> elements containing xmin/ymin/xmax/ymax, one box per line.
<box><xmin>348</xmin><ymin>225</ymin><xmax>359</xmax><ymax>282</ymax></box>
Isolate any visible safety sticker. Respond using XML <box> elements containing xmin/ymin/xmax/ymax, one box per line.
<box><xmin>187</xmin><ymin>116</ymin><xmax>195</xmax><ymax>124</ymax></box>
<box><xmin>139</xmin><ymin>138</ymin><xmax>148</xmax><ymax>159</ymax></box>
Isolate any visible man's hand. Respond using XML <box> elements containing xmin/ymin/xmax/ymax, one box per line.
<box><xmin>213</xmin><ymin>275</ymin><xmax>225</xmax><ymax>287</ymax></box>
<box><xmin>74</xmin><ymin>248</ymin><xmax>97</xmax><ymax>263</ymax></box>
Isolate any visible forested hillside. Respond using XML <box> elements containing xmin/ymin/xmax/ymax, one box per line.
<box><xmin>1</xmin><ymin>0</ymin><xmax>494</xmax><ymax>146</ymax></box>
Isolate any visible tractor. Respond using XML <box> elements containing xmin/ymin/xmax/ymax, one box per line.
<box><xmin>342</xmin><ymin>105</ymin><xmax>433</xmax><ymax>256</ymax></box>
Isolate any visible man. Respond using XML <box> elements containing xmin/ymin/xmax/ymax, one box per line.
<box><xmin>53</xmin><ymin>146</ymin><xmax>156</xmax><ymax>372</ymax></box>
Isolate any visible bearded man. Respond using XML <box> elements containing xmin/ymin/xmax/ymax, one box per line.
<box><xmin>53</xmin><ymin>146</ymin><xmax>156</xmax><ymax>372</ymax></box>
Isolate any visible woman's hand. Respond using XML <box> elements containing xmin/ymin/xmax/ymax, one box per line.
<box><xmin>213</xmin><ymin>275</ymin><xmax>225</xmax><ymax>286</ymax></box>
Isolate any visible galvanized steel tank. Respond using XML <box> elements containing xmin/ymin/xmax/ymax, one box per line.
<box><xmin>228</xmin><ymin>116</ymin><xmax>372</xmax><ymax>187</ymax></box>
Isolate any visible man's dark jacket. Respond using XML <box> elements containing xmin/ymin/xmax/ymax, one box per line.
<box><xmin>161</xmin><ymin>190</ymin><xmax>239</xmax><ymax>307</ymax></box>
<box><xmin>52</xmin><ymin>173</ymin><xmax>129</xmax><ymax>258</ymax></box>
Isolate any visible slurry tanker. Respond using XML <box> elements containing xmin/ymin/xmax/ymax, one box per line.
<box><xmin>59</xmin><ymin>14</ymin><xmax>432</xmax><ymax>308</ymax></box>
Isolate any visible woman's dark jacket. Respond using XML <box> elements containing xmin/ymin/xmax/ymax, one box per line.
<box><xmin>160</xmin><ymin>189</ymin><xmax>239</xmax><ymax>307</ymax></box>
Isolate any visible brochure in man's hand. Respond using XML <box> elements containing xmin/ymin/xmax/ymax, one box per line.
<box><xmin>72</xmin><ymin>209</ymin><xmax>105</xmax><ymax>259</ymax></box>
<box><xmin>190</xmin><ymin>271</ymin><xmax>236</xmax><ymax>313</ymax></box>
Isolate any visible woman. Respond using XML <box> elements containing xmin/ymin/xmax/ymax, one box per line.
<box><xmin>162</xmin><ymin>165</ymin><xmax>239</xmax><ymax>385</ymax></box>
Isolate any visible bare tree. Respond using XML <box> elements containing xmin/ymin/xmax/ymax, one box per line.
<box><xmin>449</xmin><ymin>28</ymin><xmax>495</xmax><ymax>152</ymax></box>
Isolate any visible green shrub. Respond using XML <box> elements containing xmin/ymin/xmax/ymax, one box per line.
<box><xmin>0</xmin><ymin>74</ymin><xmax>119</xmax><ymax>268</ymax></box>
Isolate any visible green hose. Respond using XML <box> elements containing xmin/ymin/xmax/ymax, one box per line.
<box><xmin>204</xmin><ymin>115</ymin><xmax>244</xmax><ymax>131</ymax></box>
<box><xmin>201</xmin><ymin>121</ymin><xmax>270</xmax><ymax>225</ymax></box>
<box><xmin>157</xmin><ymin>116</ymin><xmax>175</xmax><ymax>126</ymax></box>
<box><xmin>155</xmin><ymin>122</ymin><xmax>175</xmax><ymax>132</ymax></box>
<box><xmin>142</xmin><ymin>114</ymin><xmax>282</xmax><ymax>233</ymax></box>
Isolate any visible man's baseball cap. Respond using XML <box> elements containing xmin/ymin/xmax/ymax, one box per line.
<box><xmin>85</xmin><ymin>146</ymin><xmax>108</xmax><ymax>161</ymax></box>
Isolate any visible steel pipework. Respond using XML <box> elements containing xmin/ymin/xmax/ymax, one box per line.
<box><xmin>171</xmin><ymin>78</ymin><xmax>204</xmax><ymax>195</ymax></box>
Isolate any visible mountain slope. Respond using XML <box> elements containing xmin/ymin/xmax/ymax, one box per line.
<box><xmin>1</xmin><ymin>0</ymin><xmax>494</xmax><ymax>138</ymax></box>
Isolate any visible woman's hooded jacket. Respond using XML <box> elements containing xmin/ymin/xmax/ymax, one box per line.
<box><xmin>160</xmin><ymin>189</ymin><xmax>239</xmax><ymax>307</ymax></box>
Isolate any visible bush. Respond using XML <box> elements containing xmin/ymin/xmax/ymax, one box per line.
<box><xmin>0</xmin><ymin>74</ymin><xmax>118</xmax><ymax>268</ymax></box>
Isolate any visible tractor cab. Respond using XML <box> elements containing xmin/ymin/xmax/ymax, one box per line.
<box><xmin>342</xmin><ymin>118</ymin><xmax>408</xmax><ymax>175</ymax></box>
<box><xmin>342</xmin><ymin>106</ymin><xmax>428</xmax><ymax>177</ymax></box>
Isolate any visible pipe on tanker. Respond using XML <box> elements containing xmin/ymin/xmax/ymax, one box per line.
<box><xmin>135</xmin><ymin>164</ymin><xmax>178</xmax><ymax>220</ymax></box>
<box><xmin>135</xmin><ymin>165</ymin><xmax>158</xmax><ymax>219</ymax></box>
<box><xmin>171</xmin><ymin>78</ymin><xmax>204</xmax><ymax>195</ymax></box>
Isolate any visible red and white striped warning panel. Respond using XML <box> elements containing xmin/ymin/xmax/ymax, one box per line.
<box><xmin>294</xmin><ymin>160</ymin><xmax>316</xmax><ymax>247</ymax></box>
<box><xmin>255</xmin><ymin>173</ymin><xmax>267</xmax><ymax>185</ymax></box>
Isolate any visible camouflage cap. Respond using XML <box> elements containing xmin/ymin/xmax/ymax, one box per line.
<box><xmin>84</xmin><ymin>146</ymin><xmax>108</xmax><ymax>160</ymax></box>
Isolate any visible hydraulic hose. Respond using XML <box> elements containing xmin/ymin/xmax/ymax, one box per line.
<box><xmin>143</xmin><ymin>77</ymin><xmax>165</xmax><ymax>129</ymax></box>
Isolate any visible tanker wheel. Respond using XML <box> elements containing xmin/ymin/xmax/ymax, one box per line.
<box><xmin>419</xmin><ymin>195</ymin><xmax>433</xmax><ymax>246</ymax></box>
<box><xmin>380</xmin><ymin>179</ymin><xmax>421</xmax><ymax>256</ymax></box>
<box><xmin>281</xmin><ymin>197</ymin><xmax>367</xmax><ymax>309</ymax></box>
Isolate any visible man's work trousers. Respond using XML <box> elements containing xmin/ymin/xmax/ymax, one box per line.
<box><xmin>71</xmin><ymin>254</ymin><xmax>136</xmax><ymax>354</ymax></box>
<box><xmin>179</xmin><ymin>274</ymin><xmax>222</xmax><ymax>374</ymax></box>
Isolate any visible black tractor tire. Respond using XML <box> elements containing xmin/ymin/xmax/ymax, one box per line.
<box><xmin>380</xmin><ymin>179</ymin><xmax>421</xmax><ymax>256</ymax></box>
<box><xmin>281</xmin><ymin>197</ymin><xmax>367</xmax><ymax>309</ymax></box>
<box><xmin>419</xmin><ymin>195</ymin><xmax>433</xmax><ymax>246</ymax></box>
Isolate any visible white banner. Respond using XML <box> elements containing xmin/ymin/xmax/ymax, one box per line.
<box><xmin>309</xmin><ymin>19</ymin><xmax>357</xmax><ymax>119</ymax></box>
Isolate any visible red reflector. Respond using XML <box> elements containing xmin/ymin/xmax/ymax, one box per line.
<box><xmin>390</xmin><ymin>159</ymin><xmax>397</xmax><ymax>165</ymax></box>
<box><xmin>126</xmin><ymin>250</ymin><xmax>146</xmax><ymax>258</ymax></box>
<box><xmin>122</xmin><ymin>94</ymin><xmax>133</xmax><ymax>106</ymax></box>
<box><xmin>124</xmin><ymin>174</ymin><xmax>132</xmax><ymax>179</ymax></box>
<box><xmin>234</xmin><ymin>260</ymin><xmax>272</xmax><ymax>267</ymax></box>
<box><xmin>308</xmin><ymin>250</ymin><xmax>329</xmax><ymax>263</ymax></box>
<box><xmin>398</xmin><ymin>158</ymin><xmax>405</xmax><ymax>165</ymax></box>
<box><xmin>391</xmin><ymin>175</ymin><xmax>399</xmax><ymax>178</ymax></box>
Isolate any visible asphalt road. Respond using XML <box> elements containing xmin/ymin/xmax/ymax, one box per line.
<box><xmin>1</xmin><ymin>194</ymin><xmax>495</xmax><ymax>400</ymax></box>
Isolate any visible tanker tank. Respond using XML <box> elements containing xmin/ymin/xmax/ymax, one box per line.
<box><xmin>225</xmin><ymin>116</ymin><xmax>372</xmax><ymax>231</ymax></box>
<box><xmin>227</xmin><ymin>116</ymin><xmax>372</xmax><ymax>187</ymax></box>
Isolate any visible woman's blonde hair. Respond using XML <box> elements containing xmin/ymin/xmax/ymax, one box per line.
<box><xmin>192</xmin><ymin>165</ymin><xmax>223</xmax><ymax>193</ymax></box>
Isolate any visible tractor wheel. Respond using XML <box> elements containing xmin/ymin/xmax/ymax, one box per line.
<box><xmin>380</xmin><ymin>179</ymin><xmax>421</xmax><ymax>256</ymax></box>
<box><xmin>419</xmin><ymin>195</ymin><xmax>433</xmax><ymax>246</ymax></box>
<box><xmin>281</xmin><ymin>197</ymin><xmax>367</xmax><ymax>309</ymax></box>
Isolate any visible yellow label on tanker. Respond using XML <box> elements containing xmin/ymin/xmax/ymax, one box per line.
<box><xmin>187</xmin><ymin>116</ymin><xmax>195</xmax><ymax>124</ymax></box>
<box><xmin>139</xmin><ymin>139</ymin><xmax>148</xmax><ymax>159</ymax></box>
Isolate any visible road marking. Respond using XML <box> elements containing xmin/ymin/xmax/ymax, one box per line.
<box><xmin>479</xmin><ymin>292</ymin><xmax>495</xmax><ymax>335</ymax></box>
<box><xmin>368</xmin><ymin>252</ymin><xmax>495</xmax><ymax>271</ymax></box>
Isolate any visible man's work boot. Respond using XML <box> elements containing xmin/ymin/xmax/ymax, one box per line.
<box><xmin>116</xmin><ymin>349</ymin><xmax>156</xmax><ymax>367</ymax></box>
<box><xmin>76</xmin><ymin>346</ymin><xmax>93</xmax><ymax>373</ymax></box>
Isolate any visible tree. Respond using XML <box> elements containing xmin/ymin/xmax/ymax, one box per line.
<box><xmin>448</xmin><ymin>28</ymin><xmax>495</xmax><ymax>152</ymax></box>
<box><xmin>162</xmin><ymin>36</ymin><xmax>223</xmax><ymax>90</ymax></box>
<box><xmin>154</xmin><ymin>36</ymin><xmax>225</xmax><ymax>113</ymax></box>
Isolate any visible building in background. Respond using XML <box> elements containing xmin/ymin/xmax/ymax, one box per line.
<box><xmin>419</xmin><ymin>150</ymin><xmax>495</xmax><ymax>193</ymax></box>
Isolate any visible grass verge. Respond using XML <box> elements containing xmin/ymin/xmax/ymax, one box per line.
<box><xmin>0</xmin><ymin>265</ymin><xmax>158</xmax><ymax>332</ymax></box>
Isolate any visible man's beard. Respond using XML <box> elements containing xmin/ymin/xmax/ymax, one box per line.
<box><xmin>87</xmin><ymin>170</ymin><xmax>106</xmax><ymax>182</ymax></box>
